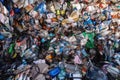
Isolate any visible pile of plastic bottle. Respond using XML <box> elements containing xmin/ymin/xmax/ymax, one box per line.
<box><xmin>0</xmin><ymin>0</ymin><xmax>120</xmax><ymax>80</ymax></box>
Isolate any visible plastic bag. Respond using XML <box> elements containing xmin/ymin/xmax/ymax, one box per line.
<box><xmin>36</xmin><ymin>2</ymin><xmax>46</xmax><ymax>14</ymax></box>
<box><xmin>82</xmin><ymin>32</ymin><xmax>95</xmax><ymax>49</ymax></box>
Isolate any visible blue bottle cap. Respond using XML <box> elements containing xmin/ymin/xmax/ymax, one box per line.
<box><xmin>0</xmin><ymin>34</ymin><xmax>5</xmax><ymax>40</ymax></box>
<box><xmin>41</xmin><ymin>38</ymin><xmax>46</xmax><ymax>43</ymax></box>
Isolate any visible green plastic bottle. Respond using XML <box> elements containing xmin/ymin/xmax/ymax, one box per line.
<box><xmin>8</xmin><ymin>43</ymin><xmax>15</xmax><ymax>55</ymax></box>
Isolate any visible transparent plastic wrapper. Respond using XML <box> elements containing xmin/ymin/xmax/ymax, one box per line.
<box><xmin>48</xmin><ymin>1</ymin><xmax>56</xmax><ymax>13</ymax></box>
<box><xmin>72</xmin><ymin>2</ymin><xmax>81</xmax><ymax>10</ymax></box>
<box><xmin>53</xmin><ymin>1</ymin><xmax>61</xmax><ymax>10</ymax></box>
<box><xmin>0</xmin><ymin>13</ymin><xmax>6</xmax><ymax>24</ymax></box>
<box><xmin>106</xmin><ymin>65</ymin><xmax>120</xmax><ymax>78</ymax></box>
<box><xmin>86</xmin><ymin>66</ymin><xmax>108</xmax><ymax>80</ymax></box>
<box><xmin>65</xmin><ymin>64</ymin><xmax>78</xmax><ymax>72</ymax></box>
<box><xmin>62</xmin><ymin>11</ymin><xmax>80</xmax><ymax>26</ymax></box>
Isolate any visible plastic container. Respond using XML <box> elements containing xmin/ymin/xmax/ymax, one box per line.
<box><xmin>48</xmin><ymin>67</ymin><xmax>61</xmax><ymax>78</ymax></box>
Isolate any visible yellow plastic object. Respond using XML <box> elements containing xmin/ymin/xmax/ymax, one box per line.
<box><xmin>12</xmin><ymin>53</ymin><xmax>17</xmax><ymax>59</ymax></box>
<box><xmin>61</xmin><ymin>10</ymin><xmax>65</xmax><ymax>15</ymax></box>
<box><xmin>46</xmin><ymin>54</ymin><xmax>53</xmax><ymax>60</ymax></box>
<box><xmin>56</xmin><ymin>10</ymin><xmax>60</xmax><ymax>15</ymax></box>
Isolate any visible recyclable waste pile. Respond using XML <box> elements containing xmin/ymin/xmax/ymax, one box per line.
<box><xmin>0</xmin><ymin>0</ymin><xmax>120</xmax><ymax>80</ymax></box>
